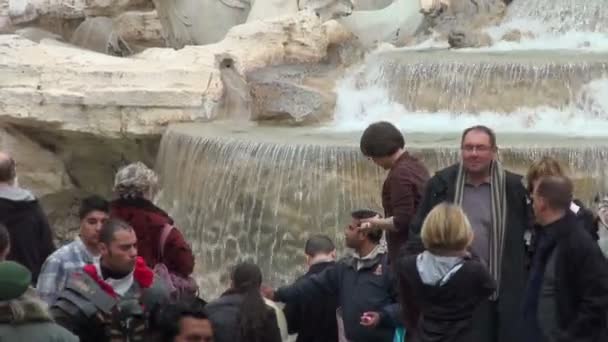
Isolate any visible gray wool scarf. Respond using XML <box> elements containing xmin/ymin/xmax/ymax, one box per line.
<box><xmin>454</xmin><ymin>161</ymin><xmax>507</xmax><ymax>300</ymax></box>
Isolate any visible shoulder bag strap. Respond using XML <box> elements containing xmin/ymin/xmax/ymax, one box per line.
<box><xmin>158</xmin><ymin>224</ymin><xmax>174</xmax><ymax>260</ymax></box>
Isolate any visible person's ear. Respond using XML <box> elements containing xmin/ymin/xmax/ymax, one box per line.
<box><xmin>330</xmin><ymin>250</ymin><xmax>337</xmax><ymax>260</ymax></box>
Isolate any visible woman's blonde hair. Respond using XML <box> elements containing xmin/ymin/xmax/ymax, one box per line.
<box><xmin>421</xmin><ymin>203</ymin><xmax>474</xmax><ymax>253</ymax></box>
<box><xmin>526</xmin><ymin>156</ymin><xmax>567</xmax><ymax>192</ymax></box>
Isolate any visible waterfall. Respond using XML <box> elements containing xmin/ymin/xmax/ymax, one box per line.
<box><xmin>155</xmin><ymin>122</ymin><xmax>608</xmax><ymax>296</ymax></box>
<box><xmin>506</xmin><ymin>0</ymin><xmax>608</xmax><ymax>33</ymax></box>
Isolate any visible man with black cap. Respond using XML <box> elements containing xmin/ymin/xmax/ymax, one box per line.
<box><xmin>0</xmin><ymin>261</ymin><xmax>78</xmax><ymax>341</ymax></box>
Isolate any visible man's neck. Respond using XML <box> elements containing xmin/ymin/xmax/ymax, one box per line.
<box><xmin>540</xmin><ymin>211</ymin><xmax>566</xmax><ymax>227</ymax></box>
<box><xmin>83</xmin><ymin>242</ymin><xmax>100</xmax><ymax>256</ymax></box>
<box><xmin>308</xmin><ymin>254</ymin><xmax>334</xmax><ymax>268</ymax></box>
<box><xmin>388</xmin><ymin>149</ymin><xmax>405</xmax><ymax>168</ymax></box>
<box><xmin>99</xmin><ymin>259</ymin><xmax>131</xmax><ymax>280</ymax></box>
<box><xmin>356</xmin><ymin>243</ymin><xmax>377</xmax><ymax>258</ymax></box>
<box><xmin>0</xmin><ymin>181</ymin><xmax>12</xmax><ymax>187</ymax></box>
<box><xmin>466</xmin><ymin>171</ymin><xmax>491</xmax><ymax>186</ymax></box>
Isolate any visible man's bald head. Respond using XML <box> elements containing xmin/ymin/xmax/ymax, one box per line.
<box><xmin>0</xmin><ymin>152</ymin><xmax>16</xmax><ymax>183</ymax></box>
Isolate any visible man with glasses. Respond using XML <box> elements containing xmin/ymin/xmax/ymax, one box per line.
<box><xmin>37</xmin><ymin>195</ymin><xmax>110</xmax><ymax>304</ymax></box>
<box><xmin>406</xmin><ymin>125</ymin><xmax>531</xmax><ymax>342</ymax></box>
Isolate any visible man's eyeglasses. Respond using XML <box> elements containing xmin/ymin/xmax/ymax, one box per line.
<box><xmin>461</xmin><ymin>145</ymin><xmax>493</xmax><ymax>153</ymax></box>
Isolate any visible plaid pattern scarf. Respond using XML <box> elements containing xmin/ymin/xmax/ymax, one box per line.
<box><xmin>454</xmin><ymin>161</ymin><xmax>507</xmax><ymax>300</ymax></box>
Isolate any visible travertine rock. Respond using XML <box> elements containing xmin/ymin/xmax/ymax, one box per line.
<box><xmin>0</xmin><ymin>126</ymin><xmax>73</xmax><ymax>196</ymax></box>
<box><xmin>113</xmin><ymin>10</ymin><xmax>164</xmax><ymax>47</ymax></box>
<box><xmin>448</xmin><ymin>28</ymin><xmax>492</xmax><ymax>48</ymax></box>
<box><xmin>0</xmin><ymin>12</ymin><xmax>354</xmax><ymax>136</ymax></box>
<box><xmin>8</xmin><ymin>0</ymin><xmax>153</xmax><ymax>23</ymax></box>
<box><xmin>418</xmin><ymin>0</ymin><xmax>507</xmax><ymax>42</ymax></box>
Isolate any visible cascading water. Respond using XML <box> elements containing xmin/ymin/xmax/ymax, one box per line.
<box><xmin>334</xmin><ymin>49</ymin><xmax>608</xmax><ymax>115</ymax></box>
<box><xmin>155</xmin><ymin>123</ymin><xmax>385</xmax><ymax>297</ymax></box>
<box><xmin>506</xmin><ymin>0</ymin><xmax>607</xmax><ymax>33</ymax></box>
<box><xmin>154</xmin><ymin>1</ymin><xmax>608</xmax><ymax>295</ymax></box>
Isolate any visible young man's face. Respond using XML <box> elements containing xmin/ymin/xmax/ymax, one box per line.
<box><xmin>100</xmin><ymin>229</ymin><xmax>138</xmax><ymax>274</ymax></box>
<box><xmin>345</xmin><ymin>218</ymin><xmax>365</xmax><ymax>249</ymax></box>
<box><xmin>80</xmin><ymin>210</ymin><xmax>109</xmax><ymax>247</ymax></box>
<box><xmin>174</xmin><ymin>317</ymin><xmax>214</xmax><ymax>342</ymax></box>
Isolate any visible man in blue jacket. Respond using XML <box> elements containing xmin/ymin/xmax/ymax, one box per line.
<box><xmin>263</xmin><ymin>211</ymin><xmax>401</xmax><ymax>342</ymax></box>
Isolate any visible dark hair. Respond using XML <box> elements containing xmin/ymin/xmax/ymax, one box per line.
<box><xmin>232</xmin><ymin>262</ymin><xmax>268</xmax><ymax>342</ymax></box>
<box><xmin>304</xmin><ymin>235</ymin><xmax>335</xmax><ymax>257</ymax></box>
<box><xmin>0</xmin><ymin>223</ymin><xmax>9</xmax><ymax>256</ymax></box>
<box><xmin>460</xmin><ymin>125</ymin><xmax>497</xmax><ymax>148</ymax></box>
<box><xmin>351</xmin><ymin>209</ymin><xmax>383</xmax><ymax>244</ymax></box>
<box><xmin>366</xmin><ymin>229</ymin><xmax>383</xmax><ymax>244</ymax></box>
<box><xmin>536</xmin><ymin>176</ymin><xmax>573</xmax><ymax>211</ymax></box>
<box><xmin>79</xmin><ymin>195</ymin><xmax>110</xmax><ymax>220</ymax></box>
<box><xmin>99</xmin><ymin>218</ymin><xmax>133</xmax><ymax>245</ymax></box>
<box><xmin>157</xmin><ymin>298</ymin><xmax>209</xmax><ymax>342</ymax></box>
<box><xmin>360</xmin><ymin>121</ymin><xmax>405</xmax><ymax>158</ymax></box>
<box><xmin>0</xmin><ymin>155</ymin><xmax>16</xmax><ymax>183</ymax></box>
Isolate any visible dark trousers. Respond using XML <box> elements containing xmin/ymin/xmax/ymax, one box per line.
<box><xmin>471</xmin><ymin>299</ymin><xmax>498</xmax><ymax>342</ymax></box>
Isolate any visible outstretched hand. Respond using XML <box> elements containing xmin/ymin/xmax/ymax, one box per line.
<box><xmin>260</xmin><ymin>284</ymin><xmax>275</xmax><ymax>301</ymax></box>
<box><xmin>360</xmin><ymin>311</ymin><xmax>380</xmax><ymax>328</ymax></box>
<box><xmin>358</xmin><ymin>215</ymin><xmax>382</xmax><ymax>232</ymax></box>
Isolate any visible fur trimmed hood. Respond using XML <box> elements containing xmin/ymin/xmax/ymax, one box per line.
<box><xmin>0</xmin><ymin>288</ymin><xmax>53</xmax><ymax>324</ymax></box>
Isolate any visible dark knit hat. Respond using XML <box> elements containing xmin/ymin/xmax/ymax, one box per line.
<box><xmin>0</xmin><ymin>261</ymin><xmax>31</xmax><ymax>301</ymax></box>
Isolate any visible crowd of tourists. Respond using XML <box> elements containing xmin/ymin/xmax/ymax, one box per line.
<box><xmin>0</xmin><ymin>122</ymin><xmax>607</xmax><ymax>342</ymax></box>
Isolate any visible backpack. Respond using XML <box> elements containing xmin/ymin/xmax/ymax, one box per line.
<box><xmin>153</xmin><ymin>224</ymin><xmax>199</xmax><ymax>300</ymax></box>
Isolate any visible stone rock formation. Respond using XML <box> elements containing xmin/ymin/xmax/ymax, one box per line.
<box><xmin>4</xmin><ymin>0</ymin><xmax>160</xmax><ymax>53</ymax></box>
<box><xmin>418</xmin><ymin>0</ymin><xmax>508</xmax><ymax>47</ymax></box>
<box><xmin>337</xmin><ymin>0</ymin><xmax>424</xmax><ymax>47</ymax></box>
<box><xmin>154</xmin><ymin>0</ymin><xmax>355</xmax><ymax>48</ymax></box>
<box><xmin>0</xmin><ymin>12</ymin><xmax>356</xmax><ymax>231</ymax></box>
<box><xmin>447</xmin><ymin>28</ymin><xmax>492</xmax><ymax>48</ymax></box>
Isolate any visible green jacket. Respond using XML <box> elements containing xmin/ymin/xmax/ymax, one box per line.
<box><xmin>0</xmin><ymin>289</ymin><xmax>78</xmax><ymax>342</ymax></box>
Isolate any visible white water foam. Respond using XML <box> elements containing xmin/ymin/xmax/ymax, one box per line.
<box><xmin>330</xmin><ymin>73</ymin><xmax>608</xmax><ymax>136</ymax></box>
<box><xmin>480</xmin><ymin>18</ymin><xmax>608</xmax><ymax>52</ymax></box>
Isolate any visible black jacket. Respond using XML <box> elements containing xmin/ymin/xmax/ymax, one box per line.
<box><xmin>526</xmin><ymin>212</ymin><xmax>608</xmax><ymax>342</ymax></box>
<box><xmin>0</xmin><ymin>194</ymin><xmax>55</xmax><ymax>283</ymax></box>
<box><xmin>405</xmin><ymin>163</ymin><xmax>531</xmax><ymax>342</ymax></box>
<box><xmin>397</xmin><ymin>255</ymin><xmax>496</xmax><ymax>342</ymax></box>
<box><xmin>283</xmin><ymin>261</ymin><xmax>338</xmax><ymax>342</ymax></box>
<box><xmin>205</xmin><ymin>292</ymin><xmax>282</xmax><ymax>342</ymax></box>
<box><xmin>572</xmin><ymin>199</ymin><xmax>598</xmax><ymax>241</ymax></box>
<box><xmin>276</xmin><ymin>250</ymin><xmax>400</xmax><ymax>342</ymax></box>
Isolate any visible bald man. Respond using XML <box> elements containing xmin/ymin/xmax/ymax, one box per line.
<box><xmin>0</xmin><ymin>152</ymin><xmax>55</xmax><ymax>283</ymax></box>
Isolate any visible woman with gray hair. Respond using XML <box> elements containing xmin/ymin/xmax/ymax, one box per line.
<box><xmin>110</xmin><ymin>162</ymin><xmax>196</xmax><ymax>298</ymax></box>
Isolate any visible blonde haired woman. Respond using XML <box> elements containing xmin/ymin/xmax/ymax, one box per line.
<box><xmin>396</xmin><ymin>203</ymin><xmax>496</xmax><ymax>342</ymax></box>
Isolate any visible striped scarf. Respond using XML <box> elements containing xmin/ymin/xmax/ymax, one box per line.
<box><xmin>454</xmin><ymin>161</ymin><xmax>507</xmax><ymax>300</ymax></box>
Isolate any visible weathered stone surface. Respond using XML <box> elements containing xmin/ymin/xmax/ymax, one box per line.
<box><xmin>8</xmin><ymin>0</ymin><xmax>153</xmax><ymax>23</ymax></box>
<box><xmin>0</xmin><ymin>126</ymin><xmax>73</xmax><ymax>196</ymax></box>
<box><xmin>337</xmin><ymin>0</ymin><xmax>424</xmax><ymax>47</ymax></box>
<box><xmin>418</xmin><ymin>0</ymin><xmax>507</xmax><ymax>43</ymax></box>
<box><xmin>114</xmin><ymin>10</ymin><xmax>164</xmax><ymax>48</ymax></box>
<box><xmin>0</xmin><ymin>12</ymin><xmax>354</xmax><ymax>136</ymax></box>
<box><xmin>448</xmin><ymin>28</ymin><xmax>492</xmax><ymax>48</ymax></box>
<box><xmin>70</xmin><ymin>17</ymin><xmax>132</xmax><ymax>56</ymax></box>
<box><xmin>249</xmin><ymin>65</ymin><xmax>338</xmax><ymax>123</ymax></box>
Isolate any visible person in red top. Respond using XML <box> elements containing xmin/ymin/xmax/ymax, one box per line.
<box><xmin>359</xmin><ymin>121</ymin><xmax>430</xmax><ymax>262</ymax></box>
<box><xmin>110</xmin><ymin>162</ymin><xmax>194</xmax><ymax>279</ymax></box>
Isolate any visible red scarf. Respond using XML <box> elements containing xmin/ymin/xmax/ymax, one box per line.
<box><xmin>83</xmin><ymin>257</ymin><xmax>154</xmax><ymax>298</ymax></box>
